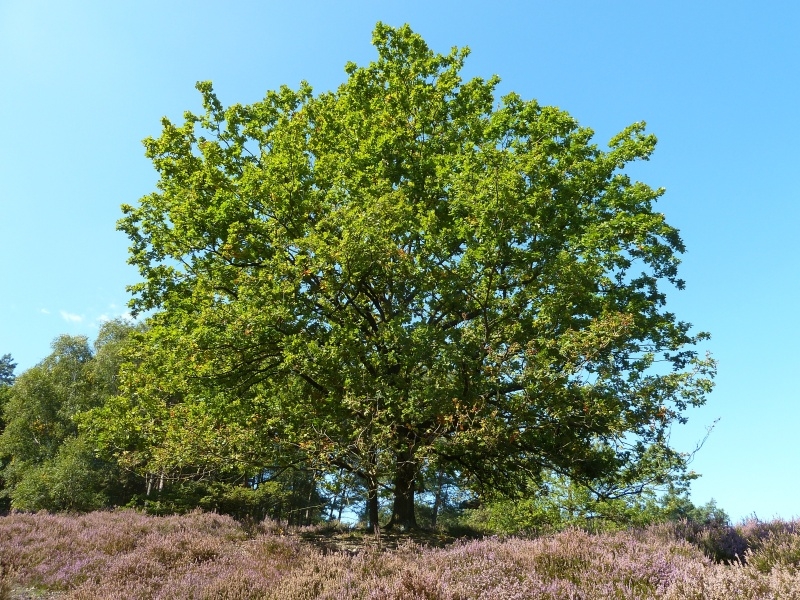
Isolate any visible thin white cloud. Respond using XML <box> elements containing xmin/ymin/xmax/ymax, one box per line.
<box><xmin>40</xmin><ymin>308</ymin><xmax>50</xmax><ymax>315</ymax></box>
<box><xmin>94</xmin><ymin>307</ymin><xmax>136</xmax><ymax>326</ymax></box>
<box><xmin>59</xmin><ymin>310</ymin><xmax>83</xmax><ymax>323</ymax></box>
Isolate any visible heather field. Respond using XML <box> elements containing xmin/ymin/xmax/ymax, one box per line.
<box><xmin>1</xmin><ymin>511</ymin><xmax>800</xmax><ymax>599</ymax></box>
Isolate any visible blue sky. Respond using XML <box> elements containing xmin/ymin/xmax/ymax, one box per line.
<box><xmin>1</xmin><ymin>1</ymin><xmax>798</xmax><ymax>522</ymax></box>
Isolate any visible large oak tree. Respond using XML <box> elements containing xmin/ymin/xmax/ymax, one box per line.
<box><xmin>107</xmin><ymin>24</ymin><xmax>714</xmax><ymax>530</ymax></box>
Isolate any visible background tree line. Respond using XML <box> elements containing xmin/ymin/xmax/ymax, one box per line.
<box><xmin>0</xmin><ymin>323</ymin><xmax>325</xmax><ymax>523</ymax></box>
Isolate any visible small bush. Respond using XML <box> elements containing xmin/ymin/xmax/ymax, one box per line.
<box><xmin>747</xmin><ymin>530</ymin><xmax>800</xmax><ymax>574</ymax></box>
<box><xmin>653</xmin><ymin>520</ymin><xmax>750</xmax><ymax>564</ymax></box>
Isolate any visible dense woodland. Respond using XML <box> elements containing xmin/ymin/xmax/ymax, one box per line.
<box><xmin>2</xmin><ymin>24</ymin><xmax>719</xmax><ymax>535</ymax></box>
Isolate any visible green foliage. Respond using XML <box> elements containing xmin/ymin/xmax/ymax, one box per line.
<box><xmin>462</xmin><ymin>474</ymin><xmax>628</xmax><ymax>534</ymax></box>
<box><xmin>0</xmin><ymin>354</ymin><xmax>15</xmax><ymax>513</ymax></box>
<box><xmin>0</xmin><ymin>322</ymin><xmax>145</xmax><ymax>512</ymax></box>
<box><xmin>396</xmin><ymin>462</ymin><xmax>474</xmax><ymax>531</ymax></box>
<box><xmin>104</xmin><ymin>23</ymin><xmax>714</xmax><ymax>530</ymax></box>
<box><xmin>0</xmin><ymin>355</ymin><xmax>15</xmax><ymax>388</ymax></box>
<box><xmin>660</xmin><ymin>492</ymin><xmax>730</xmax><ymax>526</ymax></box>
<box><xmin>460</xmin><ymin>475</ymin><xmax>730</xmax><ymax>536</ymax></box>
<box><xmin>197</xmin><ymin>482</ymin><xmax>280</xmax><ymax>521</ymax></box>
<box><xmin>320</xmin><ymin>467</ymin><xmax>366</xmax><ymax>522</ymax></box>
<box><xmin>8</xmin><ymin>436</ymin><xmax>109</xmax><ymax>512</ymax></box>
<box><xmin>127</xmin><ymin>469</ymin><xmax>324</xmax><ymax>525</ymax></box>
<box><xmin>0</xmin><ymin>335</ymin><xmax>92</xmax><ymax>470</ymax></box>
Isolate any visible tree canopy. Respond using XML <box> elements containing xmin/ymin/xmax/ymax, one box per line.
<box><xmin>104</xmin><ymin>23</ymin><xmax>715</xmax><ymax>530</ymax></box>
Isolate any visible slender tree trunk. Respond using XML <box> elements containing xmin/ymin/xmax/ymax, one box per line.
<box><xmin>387</xmin><ymin>449</ymin><xmax>418</xmax><ymax>531</ymax></box>
<box><xmin>431</xmin><ymin>466</ymin><xmax>446</xmax><ymax>529</ymax></box>
<box><xmin>329</xmin><ymin>468</ymin><xmax>344</xmax><ymax>521</ymax></box>
<box><xmin>366</xmin><ymin>476</ymin><xmax>380</xmax><ymax>533</ymax></box>
<box><xmin>304</xmin><ymin>471</ymin><xmax>316</xmax><ymax>525</ymax></box>
<box><xmin>337</xmin><ymin>488</ymin><xmax>347</xmax><ymax>521</ymax></box>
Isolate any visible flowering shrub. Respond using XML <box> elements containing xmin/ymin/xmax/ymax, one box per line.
<box><xmin>650</xmin><ymin>516</ymin><xmax>800</xmax><ymax>565</ymax></box>
<box><xmin>1</xmin><ymin>510</ymin><xmax>799</xmax><ymax>599</ymax></box>
<box><xmin>747</xmin><ymin>529</ymin><xmax>800</xmax><ymax>574</ymax></box>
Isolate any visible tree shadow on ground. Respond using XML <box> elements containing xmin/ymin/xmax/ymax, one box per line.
<box><xmin>288</xmin><ymin>523</ymin><xmax>485</xmax><ymax>555</ymax></box>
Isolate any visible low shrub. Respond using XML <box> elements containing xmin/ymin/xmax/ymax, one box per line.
<box><xmin>653</xmin><ymin>519</ymin><xmax>748</xmax><ymax>563</ymax></box>
<box><xmin>747</xmin><ymin>529</ymin><xmax>800</xmax><ymax>574</ymax></box>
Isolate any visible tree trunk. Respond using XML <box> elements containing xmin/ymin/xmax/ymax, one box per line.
<box><xmin>304</xmin><ymin>471</ymin><xmax>316</xmax><ymax>525</ymax></box>
<box><xmin>337</xmin><ymin>487</ymin><xmax>347</xmax><ymax>521</ymax></box>
<box><xmin>387</xmin><ymin>450</ymin><xmax>418</xmax><ymax>531</ymax></box>
<box><xmin>366</xmin><ymin>477</ymin><xmax>380</xmax><ymax>534</ymax></box>
<box><xmin>431</xmin><ymin>466</ymin><xmax>446</xmax><ymax>529</ymax></box>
